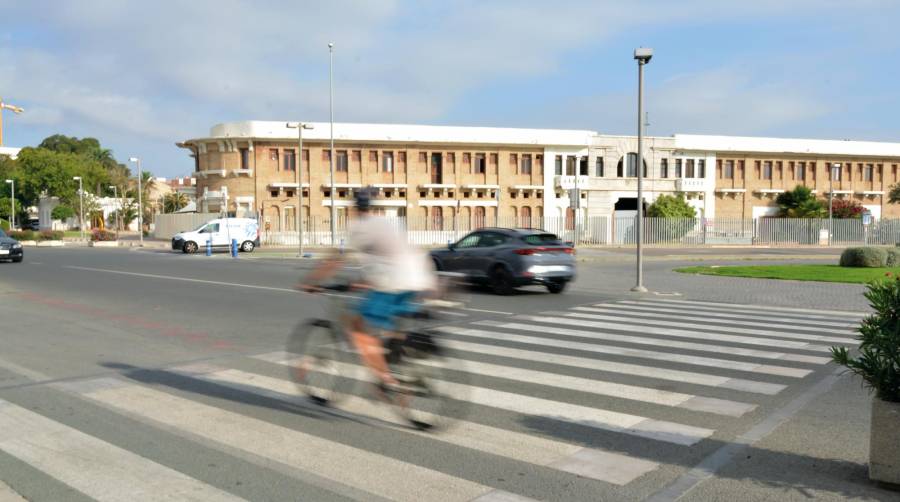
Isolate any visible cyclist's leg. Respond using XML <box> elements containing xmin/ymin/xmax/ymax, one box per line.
<box><xmin>351</xmin><ymin>291</ymin><xmax>398</xmax><ymax>385</ymax></box>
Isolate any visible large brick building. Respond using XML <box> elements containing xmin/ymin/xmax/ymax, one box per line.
<box><xmin>177</xmin><ymin>121</ymin><xmax>900</xmax><ymax>231</ymax></box>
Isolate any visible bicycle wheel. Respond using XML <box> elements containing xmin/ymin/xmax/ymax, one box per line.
<box><xmin>388</xmin><ymin>330</ymin><xmax>469</xmax><ymax>431</ymax></box>
<box><xmin>286</xmin><ymin>319</ymin><xmax>354</xmax><ymax>405</ymax></box>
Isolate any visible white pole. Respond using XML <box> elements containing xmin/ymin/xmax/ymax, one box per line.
<box><xmin>138</xmin><ymin>160</ymin><xmax>143</xmax><ymax>245</ymax></box>
<box><xmin>5</xmin><ymin>179</ymin><xmax>13</xmax><ymax>230</ymax></box>
<box><xmin>328</xmin><ymin>42</ymin><xmax>336</xmax><ymax>247</ymax></box>
<box><xmin>632</xmin><ymin>48</ymin><xmax>652</xmax><ymax>293</ymax></box>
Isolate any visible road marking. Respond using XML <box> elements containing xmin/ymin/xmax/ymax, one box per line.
<box><xmin>640</xmin><ymin>298</ymin><xmax>866</xmax><ymax>318</ymax></box>
<box><xmin>65</xmin><ymin>266</ymin><xmax>297</xmax><ymax>293</ymax></box>
<box><xmin>0</xmin><ymin>399</ymin><xmax>244</xmax><ymax>502</ymax></box>
<box><xmin>522</xmin><ymin>315</ymin><xmax>841</xmax><ymax>351</ymax></box>
<box><xmin>462</xmin><ymin>308</ymin><xmax>514</xmax><ymax>315</ymax></box>
<box><xmin>475</xmin><ymin>321</ymin><xmax>830</xmax><ymax>365</ymax></box>
<box><xmin>573</xmin><ymin>306</ymin><xmax>854</xmax><ymax>335</ymax></box>
<box><xmin>291</xmin><ymin>358</ymin><xmax>716</xmax><ymax>446</ymax></box>
<box><xmin>0</xmin><ymin>479</ymin><xmax>26</xmax><ymax>501</ymax></box>
<box><xmin>414</xmin><ymin>356</ymin><xmax>756</xmax><ymax>417</ymax></box>
<box><xmin>195</xmin><ymin>367</ymin><xmax>659</xmax><ymax>486</ymax></box>
<box><xmin>414</xmin><ymin>335</ymin><xmax>786</xmax><ymax>395</ymax></box>
<box><xmin>66</xmin><ymin>379</ymin><xmax>494</xmax><ymax>502</ymax></box>
<box><xmin>612</xmin><ymin>301</ymin><xmax>857</xmax><ymax>329</ymax></box>
<box><xmin>0</xmin><ymin>356</ymin><xmax>51</xmax><ymax>382</ymax></box>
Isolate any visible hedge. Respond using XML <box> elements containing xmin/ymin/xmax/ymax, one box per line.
<box><xmin>840</xmin><ymin>247</ymin><xmax>888</xmax><ymax>268</ymax></box>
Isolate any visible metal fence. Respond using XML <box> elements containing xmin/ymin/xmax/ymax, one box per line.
<box><xmin>254</xmin><ymin>215</ymin><xmax>900</xmax><ymax>248</ymax></box>
<box><xmin>153</xmin><ymin>213</ymin><xmax>219</xmax><ymax>239</ymax></box>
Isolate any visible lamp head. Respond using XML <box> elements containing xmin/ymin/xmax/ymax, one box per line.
<box><xmin>634</xmin><ymin>47</ymin><xmax>653</xmax><ymax>63</ymax></box>
<box><xmin>4</xmin><ymin>179</ymin><xmax>12</xmax><ymax>184</ymax></box>
<box><xmin>73</xmin><ymin>176</ymin><xmax>82</xmax><ymax>181</ymax></box>
<box><xmin>328</xmin><ymin>42</ymin><xmax>334</xmax><ymax>49</ymax></box>
<box><xmin>129</xmin><ymin>157</ymin><xmax>139</xmax><ymax>163</ymax></box>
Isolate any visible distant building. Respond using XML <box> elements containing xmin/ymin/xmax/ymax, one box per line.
<box><xmin>178</xmin><ymin>121</ymin><xmax>900</xmax><ymax>231</ymax></box>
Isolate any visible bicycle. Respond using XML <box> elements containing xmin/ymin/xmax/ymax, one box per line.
<box><xmin>287</xmin><ymin>273</ymin><xmax>469</xmax><ymax>431</ymax></box>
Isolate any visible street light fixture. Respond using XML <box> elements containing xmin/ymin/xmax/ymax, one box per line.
<box><xmin>830</xmin><ymin>162</ymin><xmax>841</xmax><ymax>246</ymax></box>
<box><xmin>129</xmin><ymin>157</ymin><xmax>143</xmax><ymax>246</ymax></box>
<box><xmin>73</xmin><ymin>176</ymin><xmax>84</xmax><ymax>239</ymax></box>
<box><xmin>4</xmin><ymin>179</ymin><xmax>13</xmax><ymax>230</ymax></box>
<box><xmin>109</xmin><ymin>185</ymin><xmax>119</xmax><ymax>240</ymax></box>
<box><xmin>328</xmin><ymin>42</ymin><xmax>336</xmax><ymax>247</ymax></box>
<box><xmin>632</xmin><ymin>47</ymin><xmax>653</xmax><ymax>293</ymax></box>
<box><xmin>286</xmin><ymin>122</ymin><xmax>314</xmax><ymax>256</ymax></box>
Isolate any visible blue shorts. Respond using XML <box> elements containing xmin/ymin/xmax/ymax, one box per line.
<box><xmin>356</xmin><ymin>290</ymin><xmax>419</xmax><ymax>331</ymax></box>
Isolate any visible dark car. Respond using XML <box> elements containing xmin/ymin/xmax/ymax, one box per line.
<box><xmin>26</xmin><ymin>219</ymin><xmax>40</xmax><ymax>231</ymax></box>
<box><xmin>0</xmin><ymin>228</ymin><xmax>24</xmax><ymax>263</ymax></box>
<box><xmin>430</xmin><ymin>228</ymin><xmax>575</xmax><ymax>295</ymax></box>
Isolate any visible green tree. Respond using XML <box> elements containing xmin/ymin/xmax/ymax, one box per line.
<box><xmin>887</xmin><ymin>183</ymin><xmax>900</xmax><ymax>204</ymax></box>
<box><xmin>646</xmin><ymin>194</ymin><xmax>697</xmax><ymax>218</ymax></box>
<box><xmin>15</xmin><ymin>147</ymin><xmax>109</xmax><ymax>209</ymax></box>
<box><xmin>775</xmin><ymin>186</ymin><xmax>826</xmax><ymax>218</ymax></box>
<box><xmin>163</xmin><ymin>192</ymin><xmax>189</xmax><ymax>213</ymax></box>
<box><xmin>51</xmin><ymin>205</ymin><xmax>75</xmax><ymax>221</ymax></box>
<box><xmin>831</xmin><ymin>198</ymin><xmax>865</xmax><ymax>219</ymax></box>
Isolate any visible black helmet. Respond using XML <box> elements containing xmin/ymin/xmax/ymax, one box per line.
<box><xmin>354</xmin><ymin>186</ymin><xmax>378</xmax><ymax>211</ymax></box>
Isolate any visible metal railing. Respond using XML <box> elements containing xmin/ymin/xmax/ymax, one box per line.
<box><xmin>257</xmin><ymin>215</ymin><xmax>900</xmax><ymax>248</ymax></box>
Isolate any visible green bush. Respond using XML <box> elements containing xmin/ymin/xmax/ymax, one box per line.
<box><xmin>886</xmin><ymin>248</ymin><xmax>900</xmax><ymax>267</ymax></box>
<box><xmin>0</xmin><ymin>219</ymin><xmax>9</xmax><ymax>231</ymax></box>
<box><xmin>840</xmin><ymin>247</ymin><xmax>887</xmax><ymax>268</ymax></box>
<box><xmin>91</xmin><ymin>229</ymin><xmax>117</xmax><ymax>241</ymax></box>
<box><xmin>8</xmin><ymin>230</ymin><xmax>35</xmax><ymax>241</ymax></box>
<box><xmin>37</xmin><ymin>230</ymin><xmax>64</xmax><ymax>241</ymax></box>
<box><xmin>832</xmin><ymin>277</ymin><xmax>900</xmax><ymax>402</ymax></box>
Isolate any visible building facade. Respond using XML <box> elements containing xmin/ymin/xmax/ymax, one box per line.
<box><xmin>178</xmin><ymin>122</ymin><xmax>900</xmax><ymax>232</ymax></box>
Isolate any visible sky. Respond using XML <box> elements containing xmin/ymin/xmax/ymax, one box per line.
<box><xmin>1</xmin><ymin>0</ymin><xmax>898</xmax><ymax>178</ymax></box>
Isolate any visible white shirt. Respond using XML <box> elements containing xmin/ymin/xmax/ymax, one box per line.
<box><xmin>348</xmin><ymin>214</ymin><xmax>436</xmax><ymax>293</ymax></box>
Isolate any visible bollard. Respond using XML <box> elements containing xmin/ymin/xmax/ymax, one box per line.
<box><xmin>231</xmin><ymin>239</ymin><xmax>238</xmax><ymax>258</ymax></box>
<box><xmin>339</xmin><ymin>238</ymin><xmax>345</xmax><ymax>255</ymax></box>
<box><xmin>206</xmin><ymin>239</ymin><xmax>212</xmax><ymax>256</ymax></box>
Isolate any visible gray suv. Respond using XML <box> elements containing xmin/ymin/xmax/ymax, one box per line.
<box><xmin>430</xmin><ymin>228</ymin><xmax>575</xmax><ymax>295</ymax></box>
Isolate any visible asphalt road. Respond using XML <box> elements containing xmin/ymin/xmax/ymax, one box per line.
<box><xmin>0</xmin><ymin>247</ymin><xmax>893</xmax><ymax>501</ymax></box>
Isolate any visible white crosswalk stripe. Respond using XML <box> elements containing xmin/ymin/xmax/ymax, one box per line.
<box><xmin>3</xmin><ymin>299</ymin><xmax>852</xmax><ymax>500</ymax></box>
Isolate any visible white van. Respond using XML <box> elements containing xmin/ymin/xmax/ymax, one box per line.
<box><xmin>171</xmin><ymin>218</ymin><xmax>260</xmax><ymax>254</ymax></box>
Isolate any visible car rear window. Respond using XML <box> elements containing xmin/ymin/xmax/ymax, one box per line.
<box><xmin>522</xmin><ymin>233</ymin><xmax>562</xmax><ymax>245</ymax></box>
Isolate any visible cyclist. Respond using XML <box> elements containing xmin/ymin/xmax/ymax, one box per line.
<box><xmin>299</xmin><ymin>186</ymin><xmax>438</xmax><ymax>394</ymax></box>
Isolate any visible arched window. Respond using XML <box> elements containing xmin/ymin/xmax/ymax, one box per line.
<box><xmin>474</xmin><ymin>206</ymin><xmax>486</xmax><ymax>229</ymax></box>
<box><xmin>431</xmin><ymin>207</ymin><xmax>443</xmax><ymax>230</ymax></box>
<box><xmin>520</xmin><ymin>206</ymin><xmax>532</xmax><ymax>228</ymax></box>
<box><xmin>565</xmin><ymin>207</ymin><xmax>575</xmax><ymax>230</ymax></box>
<box><xmin>617</xmin><ymin>153</ymin><xmax>648</xmax><ymax>178</ymax></box>
<box><xmin>510</xmin><ymin>206</ymin><xmax>518</xmax><ymax>228</ymax></box>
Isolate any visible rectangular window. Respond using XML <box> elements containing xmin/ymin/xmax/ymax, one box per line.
<box><xmin>383</xmin><ymin>152</ymin><xmax>394</xmax><ymax>172</ymax></box>
<box><xmin>685</xmin><ymin>159</ymin><xmax>695</xmax><ymax>178</ymax></box>
<box><xmin>660</xmin><ymin>158</ymin><xmax>668</xmax><ymax>178</ymax></box>
<box><xmin>284</xmin><ymin>149</ymin><xmax>296</xmax><ymax>171</ymax></box>
<box><xmin>554</xmin><ymin>156</ymin><xmax>562</xmax><ymax>175</ymax></box>
<box><xmin>489</xmin><ymin>153</ymin><xmax>498</xmax><ymax>173</ymax></box>
<box><xmin>796</xmin><ymin>162</ymin><xmax>806</xmax><ymax>181</ymax></box>
<box><xmin>626</xmin><ymin>153</ymin><xmax>638</xmax><ymax>177</ymax></box>
<box><xmin>323</xmin><ymin>150</ymin><xmax>331</xmax><ymax>162</ymax></box>
<box><xmin>369</xmin><ymin>151</ymin><xmax>378</xmax><ymax>162</ymax></box>
<box><xmin>475</xmin><ymin>153</ymin><xmax>486</xmax><ymax>174</ymax></box>
<box><xmin>675</xmin><ymin>159</ymin><xmax>682</xmax><ymax>178</ymax></box>
<box><xmin>698</xmin><ymin>159</ymin><xmax>705</xmax><ymax>178</ymax></box>
<box><xmin>865</xmin><ymin>164</ymin><xmax>874</xmax><ymax>181</ymax></box>
<box><xmin>568</xmin><ymin>156</ymin><xmax>577</xmax><ymax>176</ymax></box>
<box><xmin>336</xmin><ymin>150</ymin><xmax>348</xmax><ymax>172</ymax></box>
<box><xmin>351</xmin><ymin>150</ymin><xmax>361</xmax><ymax>162</ymax></box>
<box><xmin>763</xmin><ymin>161</ymin><xmax>773</xmax><ymax>180</ymax></box>
<box><xmin>419</xmin><ymin>152</ymin><xmax>427</xmax><ymax>163</ymax></box>
<box><xmin>776</xmin><ymin>161</ymin><xmax>783</xmax><ymax>179</ymax></box>
<box><xmin>510</xmin><ymin>153</ymin><xmax>518</xmax><ymax>172</ymax></box>
<box><xmin>893</xmin><ymin>164</ymin><xmax>898</xmax><ymax>182</ymax></box>
<box><xmin>579</xmin><ymin>157</ymin><xmax>589</xmax><ymax>176</ymax></box>
<box><xmin>521</xmin><ymin>154</ymin><xmax>532</xmax><ymax>175</ymax></box>
<box><xmin>724</xmin><ymin>160</ymin><xmax>734</xmax><ymax>179</ymax></box>
<box><xmin>832</xmin><ymin>165</ymin><xmax>842</xmax><ymax>181</ymax></box>
<box><xmin>536</xmin><ymin>154</ymin><xmax>543</xmax><ymax>174</ymax></box>
<box><xmin>240</xmin><ymin>148</ymin><xmax>249</xmax><ymax>170</ymax></box>
<box><xmin>269</xmin><ymin>149</ymin><xmax>279</xmax><ymax>162</ymax></box>
<box><xmin>301</xmin><ymin>149</ymin><xmax>309</xmax><ymax>162</ymax></box>
<box><xmin>596</xmin><ymin>157</ymin><xmax>605</xmax><ymax>177</ymax></box>
<box><xmin>878</xmin><ymin>164</ymin><xmax>883</xmax><ymax>182</ymax></box>
<box><xmin>739</xmin><ymin>160</ymin><xmax>745</xmax><ymax>178</ymax></box>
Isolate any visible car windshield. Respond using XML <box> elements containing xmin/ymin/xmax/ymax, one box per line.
<box><xmin>522</xmin><ymin>233</ymin><xmax>562</xmax><ymax>245</ymax></box>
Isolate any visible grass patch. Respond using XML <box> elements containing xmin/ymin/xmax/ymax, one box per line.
<box><xmin>675</xmin><ymin>264</ymin><xmax>900</xmax><ymax>284</ymax></box>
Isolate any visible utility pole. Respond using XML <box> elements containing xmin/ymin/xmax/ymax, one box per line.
<box><xmin>632</xmin><ymin>47</ymin><xmax>653</xmax><ymax>293</ymax></box>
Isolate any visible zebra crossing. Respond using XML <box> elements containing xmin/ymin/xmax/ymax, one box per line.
<box><xmin>0</xmin><ymin>298</ymin><xmax>864</xmax><ymax>501</ymax></box>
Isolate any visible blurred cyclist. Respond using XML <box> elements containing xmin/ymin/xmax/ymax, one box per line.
<box><xmin>299</xmin><ymin>186</ymin><xmax>437</xmax><ymax>393</ymax></box>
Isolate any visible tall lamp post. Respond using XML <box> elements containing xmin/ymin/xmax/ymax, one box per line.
<box><xmin>632</xmin><ymin>47</ymin><xmax>653</xmax><ymax>293</ymax></box>
<box><xmin>73</xmin><ymin>176</ymin><xmax>84</xmax><ymax>239</ymax></box>
<box><xmin>129</xmin><ymin>157</ymin><xmax>143</xmax><ymax>246</ymax></box>
<box><xmin>287</xmin><ymin>122</ymin><xmax>314</xmax><ymax>256</ymax></box>
<box><xmin>829</xmin><ymin>162</ymin><xmax>840</xmax><ymax>246</ymax></box>
<box><xmin>109</xmin><ymin>185</ymin><xmax>119</xmax><ymax>240</ymax></box>
<box><xmin>4</xmin><ymin>179</ymin><xmax>13</xmax><ymax>230</ymax></box>
<box><xmin>328</xmin><ymin>42</ymin><xmax>336</xmax><ymax>247</ymax></box>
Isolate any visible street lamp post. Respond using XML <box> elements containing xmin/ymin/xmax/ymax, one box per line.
<box><xmin>287</xmin><ymin>122</ymin><xmax>314</xmax><ymax>256</ymax></box>
<box><xmin>830</xmin><ymin>162</ymin><xmax>840</xmax><ymax>246</ymax></box>
<box><xmin>632</xmin><ymin>47</ymin><xmax>653</xmax><ymax>293</ymax></box>
<box><xmin>73</xmin><ymin>176</ymin><xmax>84</xmax><ymax>239</ymax></box>
<box><xmin>328</xmin><ymin>42</ymin><xmax>336</xmax><ymax>247</ymax></box>
<box><xmin>129</xmin><ymin>157</ymin><xmax>143</xmax><ymax>246</ymax></box>
<box><xmin>109</xmin><ymin>185</ymin><xmax>119</xmax><ymax>240</ymax></box>
<box><xmin>4</xmin><ymin>179</ymin><xmax>13</xmax><ymax>230</ymax></box>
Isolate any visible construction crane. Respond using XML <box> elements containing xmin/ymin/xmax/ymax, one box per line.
<box><xmin>0</xmin><ymin>97</ymin><xmax>25</xmax><ymax>146</ymax></box>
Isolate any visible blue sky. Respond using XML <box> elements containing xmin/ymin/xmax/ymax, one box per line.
<box><xmin>1</xmin><ymin>0</ymin><xmax>898</xmax><ymax>177</ymax></box>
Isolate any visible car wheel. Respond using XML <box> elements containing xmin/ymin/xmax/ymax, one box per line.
<box><xmin>183</xmin><ymin>241</ymin><xmax>199</xmax><ymax>254</ymax></box>
<box><xmin>12</xmin><ymin>256</ymin><xmax>23</xmax><ymax>263</ymax></box>
<box><xmin>241</xmin><ymin>240</ymin><xmax>255</xmax><ymax>252</ymax></box>
<box><xmin>547</xmin><ymin>281</ymin><xmax>567</xmax><ymax>294</ymax></box>
<box><xmin>490</xmin><ymin>266</ymin><xmax>515</xmax><ymax>296</ymax></box>
<box><xmin>432</xmin><ymin>257</ymin><xmax>442</xmax><ymax>271</ymax></box>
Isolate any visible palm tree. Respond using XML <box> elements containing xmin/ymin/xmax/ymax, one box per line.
<box><xmin>163</xmin><ymin>192</ymin><xmax>189</xmax><ymax>213</ymax></box>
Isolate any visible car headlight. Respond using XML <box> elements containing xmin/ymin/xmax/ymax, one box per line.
<box><xmin>11</xmin><ymin>243</ymin><xmax>22</xmax><ymax>249</ymax></box>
